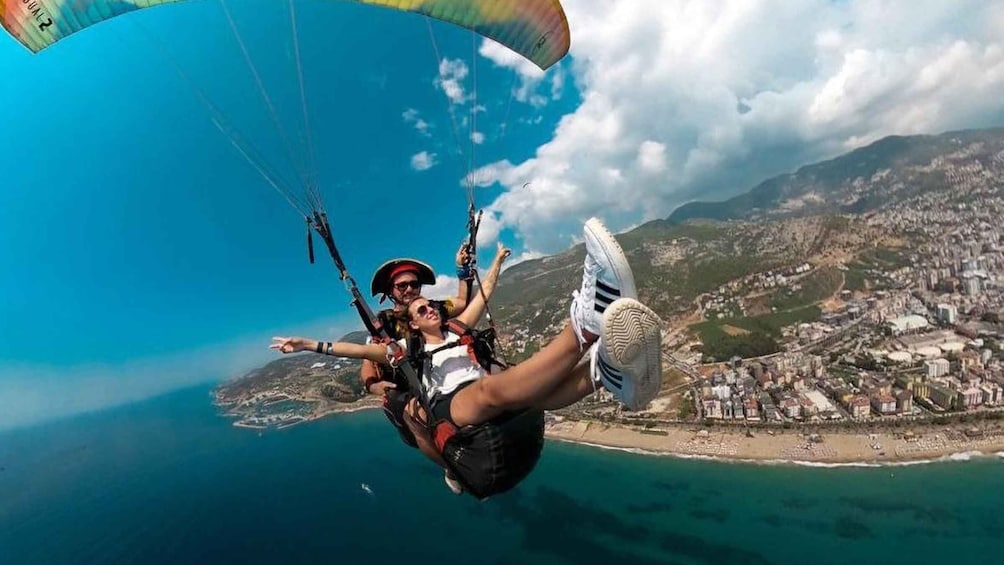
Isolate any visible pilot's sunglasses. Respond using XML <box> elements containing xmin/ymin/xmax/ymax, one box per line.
<box><xmin>394</xmin><ymin>280</ymin><xmax>422</xmax><ymax>291</ymax></box>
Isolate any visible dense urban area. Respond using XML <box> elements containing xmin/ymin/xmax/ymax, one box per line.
<box><xmin>558</xmin><ymin>151</ymin><xmax>1004</xmax><ymax>435</ymax></box>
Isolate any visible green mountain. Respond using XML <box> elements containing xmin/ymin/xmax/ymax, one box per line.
<box><xmin>490</xmin><ymin>126</ymin><xmax>1004</xmax><ymax>358</ymax></box>
<box><xmin>490</xmin><ymin>214</ymin><xmax>878</xmax><ymax>357</ymax></box>
<box><xmin>667</xmin><ymin>127</ymin><xmax>1004</xmax><ymax>223</ymax></box>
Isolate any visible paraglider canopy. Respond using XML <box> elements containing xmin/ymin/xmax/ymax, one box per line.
<box><xmin>1</xmin><ymin>0</ymin><xmax>570</xmax><ymax>70</ymax></box>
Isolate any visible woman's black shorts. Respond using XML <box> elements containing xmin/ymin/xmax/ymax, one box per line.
<box><xmin>430</xmin><ymin>383</ymin><xmax>545</xmax><ymax>500</ymax></box>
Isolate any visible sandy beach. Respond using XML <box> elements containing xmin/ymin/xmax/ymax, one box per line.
<box><xmin>310</xmin><ymin>399</ymin><xmax>383</xmax><ymax>420</ymax></box>
<box><xmin>229</xmin><ymin>397</ymin><xmax>1004</xmax><ymax>466</ymax></box>
<box><xmin>545</xmin><ymin>420</ymin><xmax>1004</xmax><ymax>465</ymax></box>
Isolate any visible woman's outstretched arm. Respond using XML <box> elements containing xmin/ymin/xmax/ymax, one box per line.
<box><xmin>270</xmin><ymin>336</ymin><xmax>389</xmax><ymax>364</ymax></box>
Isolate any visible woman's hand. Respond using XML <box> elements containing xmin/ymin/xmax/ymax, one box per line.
<box><xmin>270</xmin><ymin>336</ymin><xmax>311</xmax><ymax>354</ymax></box>
<box><xmin>494</xmin><ymin>241</ymin><xmax>512</xmax><ymax>264</ymax></box>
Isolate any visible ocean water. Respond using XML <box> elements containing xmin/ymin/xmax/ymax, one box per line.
<box><xmin>1</xmin><ymin>386</ymin><xmax>1002</xmax><ymax>565</ymax></box>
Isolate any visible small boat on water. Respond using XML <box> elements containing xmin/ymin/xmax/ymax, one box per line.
<box><xmin>361</xmin><ymin>483</ymin><xmax>373</xmax><ymax>495</ymax></box>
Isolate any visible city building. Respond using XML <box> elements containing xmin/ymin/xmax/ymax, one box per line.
<box><xmin>981</xmin><ymin>383</ymin><xmax>1003</xmax><ymax>405</ymax></box>
<box><xmin>848</xmin><ymin>396</ymin><xmax>871</xmax><ymax>419</ymax></box>
<box><xmin>871</xmin><ymin>394</ymin><xmax>897</xmax><ymax>415</ymax></box>
<box><xmin>962</xmin><ymin>387</ymin><xmax>984</xmax><ymax>409</ymax></box>
<box><xmin>937</xmin><ymin>303</ymin><xmax>958</xmax><ymax>324</ymax></box>
<box><xmin>929</xmin><ymin>385</ymin><xmax>959</xmax><ymax>411</ymax></box>
<box><xmin>887</xmin><ymin>315</ymin><xmax>930</xmax><ymax>335</ymax></box>
<box><xmin>925</xmin><ymin>358</ymin><xmax>951</xmax><ymax>378</ymax></box>
<box><xmin>702</xmin><ymin>398</ymin><xmax>723</xmax><ymax>419</ymax></box>
<box><xmin>896</xmin><ymin>390</ymin><xmax>913</xmax><ymax>413</ymax></box>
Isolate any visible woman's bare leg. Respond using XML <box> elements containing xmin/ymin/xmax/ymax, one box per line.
<box><xmin>448</xmin><ymin>217</ymin><xmax>641</xmax><ymax>428</ymax></box>
<box><xmin>538</xmin><ymin>358</ymin><xmax>596</xmax><ymax>410</ymax></box>
<box><xmin>448</xmin><ymin>324</ymin><xmax>591</xmax><ymax>427</ymax></box>
<box><xmin>450</xmin><ymin>297</ymin><xmax>665</xmax><ymax>425</ymax></box>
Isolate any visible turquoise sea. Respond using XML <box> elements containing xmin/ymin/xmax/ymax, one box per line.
<box><xmin>1</xmin><ymin>385</ymin><xmax>1002</xmax><ymax>565</ymax></box>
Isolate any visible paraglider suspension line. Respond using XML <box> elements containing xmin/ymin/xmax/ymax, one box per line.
<box><xmin>305</xmin><ymin>209</ymin><xmax>433</xmax><ymax>412</ymax></box>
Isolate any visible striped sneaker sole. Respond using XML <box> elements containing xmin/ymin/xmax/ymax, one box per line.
<box><xmin>584</xmin><ymin>218</ymin><xmax>637</xmax><ymax>301</ymax></box>
<box><xmin>601</xmin><ymin>298</ymin><xmax>663</xmax><ymax>410</ymax></box>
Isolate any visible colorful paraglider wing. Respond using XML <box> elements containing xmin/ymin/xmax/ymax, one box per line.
<box><xmin>354</xmin><ymin>0</ymin><xmax>569</xmax><ymax>70</ymax></box>
<box><xmin>1</xmin><ymin>0</ymin><xmax>182</xmax><ymax>53</ymax></box>
<box><xmin>2</xmin><ymin>0</ymin><xmax>569</xmax><ymax>70</ymax></box>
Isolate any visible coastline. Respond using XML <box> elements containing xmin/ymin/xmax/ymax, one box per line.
<box><xmin>224</xmin><ymin>398</ymin><xmax>383</xmax><ymax>430</ymax></box>
<box><xmin>544</xmin><ymin>420</ymin><xmax>1004</xmax><ymax>467</ymax></box>
<box><xmin>222</xmin><ymin>398</ymin><xmax>1004</xmax><ymax>467</ymax></box>
<box><xmin>309</xmin><ymin>400</ymin><xmax>383</xmax><ymax>420</ymax></box>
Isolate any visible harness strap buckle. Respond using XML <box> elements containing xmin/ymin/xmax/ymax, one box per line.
<box><xmin>385</xmin><ymin>342</ymin><xmax>407</xmax><ymax>368</ymax></box>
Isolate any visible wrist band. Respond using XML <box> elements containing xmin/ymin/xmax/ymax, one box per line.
<box><xmin>456</xmin><ymin>265</ymin><xmax>472</xmax><ymax>279</ymax></box>
<box><xmin>325</xmin><ymin>342</ymin><xmax>333</xmax><ymax>356</ymax></box>
<box><xmin>315</xmin><ymin>341</ymin><xmax>324</xmax><ymax>353</ymax></box>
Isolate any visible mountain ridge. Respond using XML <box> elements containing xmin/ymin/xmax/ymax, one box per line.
<box><xmin>666</xmin><ymin>126</ymin><xmax>1004</xmax><ymax>224</ymax></box>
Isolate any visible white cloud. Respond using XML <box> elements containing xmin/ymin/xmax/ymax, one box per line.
<box><xmin>436</xmin><ymin>58</ymin><xmax>471</xmax><ymax>104</ymax></box>
<box><xmin>479</xmin><ymin>36</ymin><xmax>563</xmax><ymax>107</ymax></box>
<box><xmin>469</xmin><ymin>0</ymin><xmax>1004</xmax><ymax>254</ymax></box>
<box><xmin>550</xmin><ymin>66</ymin><xmax>566</xmax><ymax>101</ymax></box>
<box><xmin>508</xmin><ymin>249</ymin><xmax>545</xmax><ymax>267</ymax></box>
<box><xmin>410</xmin><ymin>151</ymin><xmax>438</xmax><ymax>171</ymax></box>
<box><xmin>636</xmin><ymin>140</ymin><xmax>668</xmax><ymax>174</ymax></box>
<box><xmin>480</xmin><ymin>38</ymin><xmax>547</xmax><ymax>79</ymax></box>
<box><xmin>424</xmin><ymin>274</ymin><xmax>458</xmax><ymax>300</ymax></box>
<box><xmin>470</xmin><ymin>131</ymin><xmax>485</xmax><ymax>145</ymax></box>
<box><xmin>402</xmin><ymin>108</ymin><xmax>432</xmax><ymax>137</ymax></box>
<box><xmin>477</xmin><ymin>34</ymin><xmax>566</xmax><ymax>107</ymax></box>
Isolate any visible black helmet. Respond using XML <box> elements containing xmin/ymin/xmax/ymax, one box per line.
<box><xmin>370</xmin><ymin>258</ymin><xmax>436</xmax><ymax>302</ymax></box>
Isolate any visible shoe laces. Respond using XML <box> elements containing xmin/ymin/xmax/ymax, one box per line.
<box><xmin>579</xmin><ymin>259</ymin><xmax>600</xmax><ymax>300</ymax></box>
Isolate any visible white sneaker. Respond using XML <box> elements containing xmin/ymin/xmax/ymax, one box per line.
<box><xmin>444</xmin><ymin>470</ymin><xmax>463</xmax><ymax>495</ymax></box>
<box><xmin>570</xmin><ymin>218</ymin><xmax>637</xmax><ymax>346</ymax></box>
<box><xmin>591</xmin><ymin>298</ymin><xmax>663</xmax><ymax>411</ymax></box>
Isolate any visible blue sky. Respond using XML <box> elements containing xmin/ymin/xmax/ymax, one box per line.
<box><xmin>0</xmin><ymin>1</ymin><xmax>576</xmax><ymax>429</ymax></box>
<box><xmin>4</xmin><ymin>0</ymin><xmax>1004</xmax><ymax>430</ymax></box>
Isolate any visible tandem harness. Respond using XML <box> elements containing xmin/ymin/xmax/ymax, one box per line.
<box><xmin>410</xmin><ymin>320</ymin><xmax>545</xmax><ymax>500</ymax></box>
<box><xmin>426</xmin><ymin>319</ymin><xmax>508</xmax><ymax>373</ymax></box>
<box><xmin>306</xmin><ymin>209</ymin><xmax>537</xmax><ymax>499</ymax></box>
<box><xmin>378</xmin><ymin>311</ymin><xmax>512</xmax><ymax>454</ymax></box>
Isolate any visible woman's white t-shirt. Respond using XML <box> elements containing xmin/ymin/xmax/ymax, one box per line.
<box><xmin>396</xmin><ymin>332</ymin><xmax>484</xmax><ymax>398</ymax></box>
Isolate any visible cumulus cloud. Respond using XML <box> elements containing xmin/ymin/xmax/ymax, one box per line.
<box><xmin>424</xmin><ymin>274</ymin><xmax>457</xmax><ymax>300</ymax></box>
<box><xmin>402</xmin><ymin>108</ymin><xmax>432</xmax><ymax>136</ymax></box>
<box><xmin>436</xmin><ymin>58</ymin><xmax>471</xmax><ymax>104</ymax></box>
<box><xmin>410</xmin><ymin>151</ymin><xmax>438</xmax><ymax>171</ymax></box>
<box><xmin>508</xmin><ymin>249</ymin><xmax>545</xmax><ymax>266</ymax></box>
<box><xmin>469</xmin><ymin>0</ymin><xmax>1004</xmax><ymax>254</ymax></box>
<box><xmin>479</xmin><ymin>38</ymin><xmax>547</xmax><ymax>79</ymax></box>
<box><xmin>637</xmin><ymin>140</ymin><xmax>668</xmax><ymax>174</ymax></box>
<box><xmin>479</xmin><ymin>37</ymin><xmax>564</xmax><ymax>107</ymax></box>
